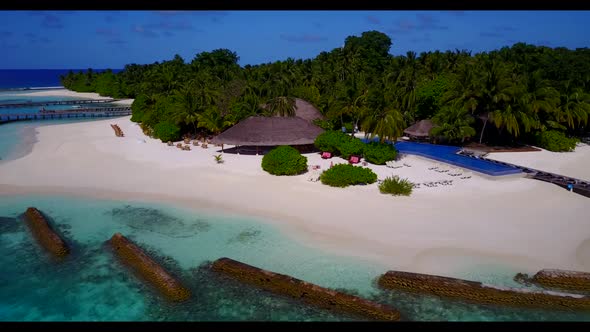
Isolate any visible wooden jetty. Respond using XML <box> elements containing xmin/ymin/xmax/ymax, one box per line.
<box><xmin>0</xmin><ymin>107</ymin><xmax>132</xmax><ymax>124</ymax></box>
<box><xmin>460</xmin><ymin>152</ymin><xmax>590</xmax><ymax>198</ymax></box>
<box><xmin>0</xmin><ymin>98</ymin><xmax>118</xmax><ymax>109</ymax></box>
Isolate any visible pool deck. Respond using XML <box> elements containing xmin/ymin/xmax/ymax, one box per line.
<box><xmin>395</xmin><ymin>142</ymin><xmax>523</xmax><ymax>177</ymax></box>
<box><xmin>361</xmin><ymin>139</ymin><xmax>523</xmax><ymax>177</ymax></box>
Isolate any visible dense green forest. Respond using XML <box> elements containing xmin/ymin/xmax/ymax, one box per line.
<box><xmin>60</xmin><ymin>30</ymin><xmax>590</xmax><ymax>150</ymax></box>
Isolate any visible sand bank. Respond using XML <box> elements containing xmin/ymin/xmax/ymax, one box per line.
<box><xmin>7</xmin><ymin>88</ymin><xmax>134</xmax><ymax>105</ymax></box>
<box><xmin>0</xmin><ymin>116</ymin><xmax>588</xmax><ymax>279</ymax></box>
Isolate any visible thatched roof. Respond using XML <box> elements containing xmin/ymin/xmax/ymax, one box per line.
<box><xmin>404</xmin><ymin>119</ymin><xmax>435</xmax><ymax>138</ymax></box>
<box><xmin>261</xmin><ymin>98</ymin><xmax>324</xmax><ymax>123</ymax></box>
<box><xmin>211</xmin><ymin>116</ymin><xmax>324</xmax><ymax>146</ymax></box>
<box><xmin>292</xmin><ymin>98</ymin><xmax>324</xmax><ymax>122</ymax></box>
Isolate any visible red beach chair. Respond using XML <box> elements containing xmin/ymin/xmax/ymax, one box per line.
<box><xmin>349</xmin><ymin>155</ymin><xmax>360</xmax><ymax>164</ymax></box>
<box><xmin>321</xmin><ymin>151</ymin><xmax>332</xmax><ymax>159</ymax></box>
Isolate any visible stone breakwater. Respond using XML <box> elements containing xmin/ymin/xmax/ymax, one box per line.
<box><xmin>378</xmin><ymin>270</ymin><xmax>590</xmax><ymax>312</ymax></box>
<box><xmin>23</xmin><ymin>207</ymin><xmax>70</xmax><ymax>258</ymax></box>
<box><xmin>211</xmin><ymin>257</ymin><xmax>402</xmax><ymax>321</ymax></box>
<box><xmin>108</xmin><ymin>233</ymin><xmax>191</xmax><ymax>302</ymax></box>
<box><xmin>516</xmin><ymin>269</ymin><xmax>590</xmax><ymax>293</ymax></box>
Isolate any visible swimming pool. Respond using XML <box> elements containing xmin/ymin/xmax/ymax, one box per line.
<box><xmin>362</xmin><ymin>139</ymin><xmax>522</xmax><ymax>176</ymax></box>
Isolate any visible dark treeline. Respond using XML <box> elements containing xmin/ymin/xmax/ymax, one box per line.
<box><xmin>60</xmin><ymin>31</ymin><xmax>590</xmax><ymax>150</ymax></box>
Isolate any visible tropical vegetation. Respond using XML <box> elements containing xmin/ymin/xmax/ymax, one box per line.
<box><xmin>363</xmin><ymin>142</ymin><xmax>398</xmax><ymax>165</ymax></box>
<box><xmin>378</xmin><ymin>176</ymin><xmax>414</xmax><ymax>196</ymax></box>
<box><xmin>320</xmin><ymin>164</ymin><xmax>377</xmax><ymax>187</ymax></box>
<box><xmin>60</xmin><ymin>31</ymin><xmax>590</xmax><ymax>152</ymax></box>
<box><xmin>313</xmin><ymin>130</ymin><xmax>365</xmax><ymax>159</ymax></box>
<box><xmin>261</xmin><ymin>146</ymin><xmax>308</xmax><ymax>176</ymax></box>
<box><xmin>534</xmin><ymin>130</ymin><xmax>578</xmax><ymax>152</ymax></box>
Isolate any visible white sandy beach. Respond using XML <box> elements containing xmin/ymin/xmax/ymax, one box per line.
<box><xmin>7</xmin><ymin>88</ymin><xmax>134</xmax><ymax>105</ymax></box>
<box><xmin>1</xmin><ymin>111</ymin><xmax>589</xmax><ymax>280</ymax></box>
<box><xmin>487</xmin><ymin>145</ymin><xmax>590</xmax><ymax>181</ymax></box>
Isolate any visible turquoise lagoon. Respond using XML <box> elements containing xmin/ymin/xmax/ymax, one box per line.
<box><xmin>0</xmin><ymin>91</ymin><xmax>120</xmax><ymax>162</ymax></box>
<box><xmin>1</xmin><ymin>194</ymin><xmax>589</xmax><ymax>321</ymax></box>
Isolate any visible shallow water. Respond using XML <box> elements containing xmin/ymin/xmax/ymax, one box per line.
<box><xmin>0</xmin><ymin>91</ymin><xmax>121</xmax><ymax>162</ymax></box>
<box><xmin>1</xmin><ymin>194</ymin><xmax>589</xmax><ymax>321</ymax></box>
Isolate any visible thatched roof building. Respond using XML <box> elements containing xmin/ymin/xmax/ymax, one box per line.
<box><xmin>210</xmin><ymin>116</ymin><xmax>324</xmax><ymax>146</ymax></box>
<box><xmin>292</xmin><ymin>98</ymin><xmax>324</xmax><ymax>122</ymax></box>
<box><xmin>211</xmin><ymin>98</ymin><xmax>325</xmax><ymax>147</ymax></box>
<box><xmin>260</xmin><ymin>98</ymin><xmax>324</xmax><ymax>123</ymax></box>
<box><xmin>403</xmin><ymin>119</ymin><xmax>436</xmax><ymax>139</ymax></box>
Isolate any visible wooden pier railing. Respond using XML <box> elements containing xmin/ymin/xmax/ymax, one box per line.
<box><xmin>0</xmin><ymin>98</ymin><xmax>118</xmax><ymax>109</ymax></box>
<box><xmin>0</xmin><ymin>107</ymin><xmax>132</xmax><ymax>124</ymax></box>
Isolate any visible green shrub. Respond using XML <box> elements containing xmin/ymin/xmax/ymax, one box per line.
<box><xmin>338</xmin><ymin>137</ymin><xmax>366</xmax><ymax>159</ymax></box>
<box><xmin>535</xmin><ymin>130</ymin><xmax>578</xmax><ymax>152</ymax></box>
<box><xmin>140</xmin><ymin>123</ymin><xmax>153</xmax><ymax>137</ymax></box>
<box><xmin>153</xmin><ymin>121</ymin><xmax>181</xmax><ymax>142</ymax></box>
<box><xmin>314</xmin><ymin>130</ymin><xmax>347</xmax><ymax>154</ymax></box>
<box><xmin>363</xmin><ymin>142</ymin><xmax>397</xmax><ymax>165</ymax></box>
<box><xmin>320</xmin><ymin>164</ymin><xmax>377</xmax><ymax>188</ymax></box>
<box><xmin>314</xmin><ymin>130</ymin><xmax>365</xmax><ymax>158</ymax></box>
<box><xmin>343</xmin><ymin>122</ymin><xmax>354</xmax><ymax>133</ymax></box>
<box><xmin>379</xmin><ymin>176</ymin><xmax>413</xmax><ymax>196</ymax></box>
<box><xmin>130</xmin><ymin>94</ymin><xmax>148</xmax><ymax>123</ymax></box>
<box><xmin>261</xmin><ymin>146</ymin><xmax>308</xmax><ymax>176</ymax></box>
<box><xmin>312</xmin><ymin>119</ymin><xmax>336</xmax><ymax>131</ymax></box>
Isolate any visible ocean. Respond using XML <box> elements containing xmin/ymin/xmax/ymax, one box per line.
<box><xmin>0</xmin><ymin>69</ymin><xmax>121</xmax><ymax>90</ymax></box>
<box><xmin>1</xmin><ymin>71</ymin><xmax>589</xmax><ymax>321</ymax></box>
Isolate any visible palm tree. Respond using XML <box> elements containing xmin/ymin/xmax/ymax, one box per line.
<box><xmin>265</xmin><ymin>96</ymin><xmax>297</xmax><ymax>117</ymax></box>
<box><xmin>444</xmin><ymin>57</ymin><xmax>513</xmax><ymax>143</ymax></box>
<box><xmin>196</xmin><ymin>106</ymin><xmax>234</xmax><ymax>135</ymax></box>
<box><xmin>431</xmin><ymin>105</ymin><xmax>477</xmax><ymax>144</ymax></box>
<box><xmin>553</xmin><ymin>81</ymin><xmax>590</xmax><ymax>130</ymax></box>
<box><xmin>327</xmin><ymin>80</ymin><xmax>367</xmax><ymax>133</ymax></box>
<box><xmin>172</xmin><ymin>81</ymin><xmax>200</xmax><ymax>134</ymax></box>
<box><xmin>361</xmin><ymin>105</ymin><xmax>406</xmax><ymax>143</ymax></box>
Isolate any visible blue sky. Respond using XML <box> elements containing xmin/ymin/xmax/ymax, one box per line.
<box><xmin>0</xmin><ymin>10</ymin><xmax>588</xmax><ymax>69</ymax></box>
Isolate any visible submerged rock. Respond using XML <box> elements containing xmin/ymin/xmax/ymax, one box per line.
<box><xmin>0</xmin><ymin>216</ymin><xmax>20</xmax><ymax>233</ymax></box>
<box><xmin>227</xmin><ymin>229</ymin><xmax>261</xmax><ymax>244</ymax></box>
<box><xmin>109</xmin><ymin>206</ymin><xmax>211</xmax><ymax>238</ymax></box>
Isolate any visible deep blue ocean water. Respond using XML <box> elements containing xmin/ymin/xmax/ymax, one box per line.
<box><xmin>0</xmin><ymin>69</ymin><xmax>122</xmax><ymax>90</ymax></box>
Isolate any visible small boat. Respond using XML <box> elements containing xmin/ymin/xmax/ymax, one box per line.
<box><xmin>72</xmin><ymin>105</ymin><xmax>82</xmax><ymax>109</ymax></box>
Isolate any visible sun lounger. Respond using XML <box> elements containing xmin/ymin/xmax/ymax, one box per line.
<box><xmin>349</xmin><ymin>156</ymin><xmax>360</xmax><ymax>164</ymax></box>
